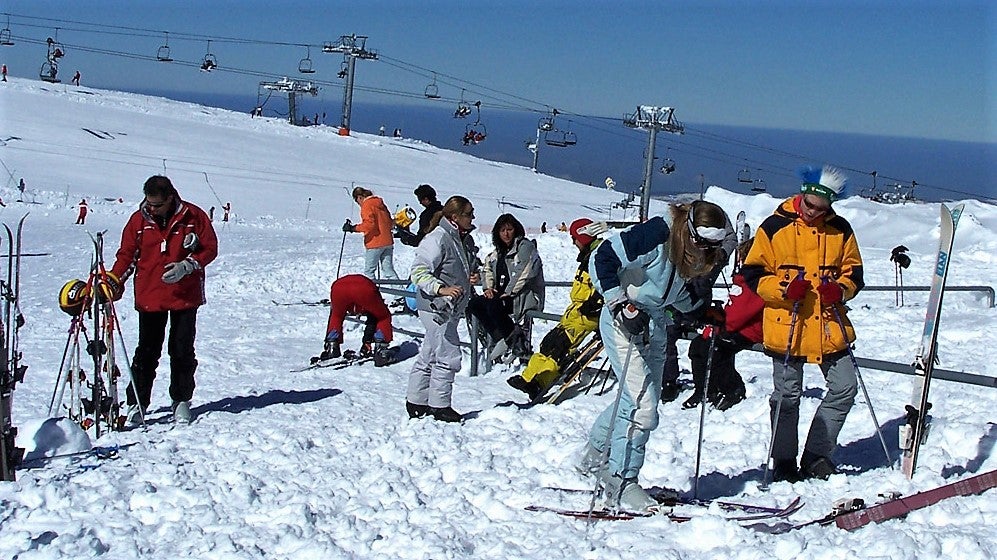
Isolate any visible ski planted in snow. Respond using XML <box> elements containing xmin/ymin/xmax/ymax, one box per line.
<box><xmin>900</xmin><ymin>203</ymin><xmax>964</xmax><ymax>478</ymax></box>
<box><xmin>1</xmin><ymin>215</ymin><xmax>29</xmax><ymax>481</ymax></box>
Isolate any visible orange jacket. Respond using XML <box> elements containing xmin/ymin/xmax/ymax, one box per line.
<box><xmin>354</xmin><ymin>195</ymin><xmax>393</xmax><ymax>249</ymax></box>
<box><xmin>741</xmin><ymin>196</ymin><xmax>864</xmax><ymax>363</ymax></box>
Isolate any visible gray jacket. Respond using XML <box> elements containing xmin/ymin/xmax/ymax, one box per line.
<box><xmin>482</xmin><ymin>236</ymin><xmax>545</xmax><ymax>321</ymax></box>
<box><xmin>410</xmin><ymin>218</ymin><xmax>479</xmax><ymax>318</ymax></box>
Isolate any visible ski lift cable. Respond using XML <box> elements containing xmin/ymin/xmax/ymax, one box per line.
<box><xmin>6</xmin><ymin>14</ymin><xmax>977</xmax><ymax>200</ymax></box>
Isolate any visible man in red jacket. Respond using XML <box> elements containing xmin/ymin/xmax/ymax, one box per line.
<box><xmin>321</xmin><ymin>274</ymin><xmax>394</xmax><ymax>366</ymax></box>
<box><xmin>111</xmin><ymin>175</ymin><xmax>218</xmax><ymax>425</ymax></box>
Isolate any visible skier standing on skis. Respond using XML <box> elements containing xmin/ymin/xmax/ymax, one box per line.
<box><xmin>406</xmin><ymin>196</ymin><xmax>480</xmax><ymax>422</ymax></box>
<box><xmin>112</xmin><ymin>175</ymin><xmax>218</xmax><ymax>425</ymax></box>
<box><xmin>467</xmin><ymin>213</ymin><xmax>544</xmax><ymax>362</ymax></box>
<box><xmin>319</xmin><ymin>274</ymin><xmax>394</xmax><ymax>367</ymax></box>
<box><xmin>507</xmin><ymin>218</ymin><xmax>606</xmax><ymax>401</ymax></box>
<box><xmin>579</xmin><ymin>201</ymin><xmax>731</xmax><ymax>511</ymax></box>
<box><xmin>741</xmin><ymin>165</ymin><xmax>864</xmax><ymax>482</ymax></box>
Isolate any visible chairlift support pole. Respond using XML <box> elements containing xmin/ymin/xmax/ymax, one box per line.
<box><xmin>323</xmin><ymin>34</ymin><xmax>377</xmax><ymax>136</ymax></box>
<box><xmin>260</xmin><ymin>77</ymin><xmax>319</xmax><ymax>125</ymax></box>
<box><xmin>623</xmin><ymin>106</ymin><xmax>684</xmax><ymax>221</ymax></box>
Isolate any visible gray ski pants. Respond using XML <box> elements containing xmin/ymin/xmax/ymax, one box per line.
<box><xmin>769</xmin><ymin>353</ymin><xmax>858</xmax><ymax>461</ymax></box>
<box><xmin>407</xmin><ymin>310</ymin><xmax>462</xmax><ymax>408</ymax></box>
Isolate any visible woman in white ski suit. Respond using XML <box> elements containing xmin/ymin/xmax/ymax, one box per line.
<box><xmin>406</xmin><ymin>196</ymin><xmax>479</xmax><ymax>421</ymax></box>
<box><xmin>584</xmin><ymin>201</ymin><xmax>731</xmax><ymax>509</ymax></box>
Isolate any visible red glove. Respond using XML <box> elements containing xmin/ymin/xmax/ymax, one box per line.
<box><xmin>785</xmin><ymin>276</ymin><xmax>811</xmax><ymax>301</ymax></box>
<box><xmin>817</xmin><ymin>281</ymin><xmax>843</xmax><ymax>307</ymax></box>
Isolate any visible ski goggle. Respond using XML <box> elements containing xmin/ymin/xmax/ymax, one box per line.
<box><xmin>687</xmin><ymin>207</ymin><xmax>725</xmax><ymax>248</ymax></box>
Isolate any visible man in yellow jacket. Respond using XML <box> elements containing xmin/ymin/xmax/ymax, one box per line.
<box><xmin>742</xmin><ymin>165</ymin><xmax>864</xmax><ymax>483</ymax></box>
<box><xmin>507</xmin><ymin>218</ymin><xmax>606</xmax><ymax>401</ymax></box>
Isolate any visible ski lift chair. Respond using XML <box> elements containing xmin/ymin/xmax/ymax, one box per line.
<box><xmin>737</xmin><ymin>168</ymin><xmax>752</xmax><ymax>183</ymax></box>
<box><xmin>660</xmin><ymin>159</ymin><xmax>676</xmax><ymax>174</ymax></box>
<box><xmin>201</xmin><ymin>41</ymin><xmax>217</xmax><ymax>72</ymax></box>
<box><xmin>538</xmin><ymin>116</ymin><xmax>554</xmax><ymax>132</ymax></box>
<box><xmin>751</xmin><ymin>179</ymin><xmax>767</xmax><ymax>193</ymax></box>
<box><xmin>544</xmin><ymin>131</ymin><xmax>568</xmax><ymax>147</ymax></box>
<box><xmin>463</xmin><ymin>122</ymin><xmax>487</xmax><ymax>145</ymax></box>
<box><xmin>424</xmin><ymin>73</ymin><xmax>441</xmax><ymax>99</ymax></box>
<box><xmin>0</xmin><ymin>28</ymin><xmax>13</xmax><ymax>47</ymax></box>
<box><xmin>156</xmin><ymin>32</ymin><xmax>173</xmax><ymax>62</ymax></box>
<box><xmin>561</xmin><ymin>131</ymin><xmax>577</xmax><ymax>146</ymax></box>
<box><xmin>298</xmin><ymin>47</ymin><xmax>315</xmax><ymax>74</ymax></box>
<box><xmin>39</xmin><ymin>61</ymin><xmax>59</xmax><ymax>83</ymax></box>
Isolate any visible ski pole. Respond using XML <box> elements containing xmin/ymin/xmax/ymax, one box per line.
<box><xmin>829</xmin><ymin>302</ymin><xmax>893</xmax><ymax>467</ymax></box>
<box><xmin>762</xmin><ymin>296</ymin><xmax>802</xmax><ymax>489</ymax></box>
<box><xmin>693</xmin><ymin>326</ymin><xmax>718</xmax><ymax>500</ymax></box>
<box><xmin>585</xmin><ymin>331</ymin><xmax>636</xmax><ymax>522</ymax></box>
<box><xmin>335</xmin><ymin>228</ymin><xmax>348</xmax><ymax>280</ymax></box>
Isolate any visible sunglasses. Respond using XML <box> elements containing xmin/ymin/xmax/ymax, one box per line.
<box><xmin>801</xmin><ymin>196</ymin><xmax>830</xmax><ymax>215</ymax></box>
<box><xmin>686</xmin><ymin>203</ymin><xmax>723</xmax><ymax>248</ymax></box>
<box><xmin>144</xmin><ymin>197</ymin><xmax>171</xmax><ymax>209</ymax></box>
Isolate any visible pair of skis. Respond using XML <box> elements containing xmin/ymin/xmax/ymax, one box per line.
<box><xmin>290</xmin><ymin>345</ymin><xmax>401</xmax><ymax>373</ymax></box>
<box><xmin>529</xmin><ymin>486</ymin><xmax>803</xmax><ymax>522</ymax></box>
<box><xmin>1</xmin><ymin>215</ymin><xmax>28</xmax><ymax>481</ymax></box>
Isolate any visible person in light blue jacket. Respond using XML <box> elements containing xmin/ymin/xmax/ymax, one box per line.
<box><xmin>406</xmin><ymin>196</ymin><xmax>480</xmax><ymax>423</ymax></box>
<box><xmin>580</xmin><ymin>200</ymin><xmax>732</xmax><ymax>511</ymax></box>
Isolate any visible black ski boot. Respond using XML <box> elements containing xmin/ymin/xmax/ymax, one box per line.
<box><xmin>800</xmin><ymin>451</ymin><xmax>839</xmax><ymax>480</ymax></box>
<box><xmin>429</xmin><ymin>406</ymin><xmax>463</xmax><ymax>423</ymax></box>
<box><xmin>507</xmin><ymin>375</ymin><xmax>543</xmax><ymax>401</ymax></box>
<box><xmin>660</xmin><ymin>381</ymin><xmax>681</xmax><ymax>403</ymax></box>
<box><xmin>681</xmin><ymin>389</ymin><xmax>704</xmax><ymax>409</ymax></box>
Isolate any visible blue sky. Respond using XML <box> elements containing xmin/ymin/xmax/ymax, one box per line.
<box><xmin>1</xmin><ymin>0</ymin><xmax>993</xmax><ymax>143</ymax></box>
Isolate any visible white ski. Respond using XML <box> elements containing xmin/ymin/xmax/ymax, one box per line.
<box><xmin>899</xmin><ymin>203</ymin><xmax>964</xmax><ymax>478</ymax></box>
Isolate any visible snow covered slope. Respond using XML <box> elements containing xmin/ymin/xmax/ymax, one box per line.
<box><xmin>1</xmin><ymin>79</ymin><xmax>995</xmax><ymax>559</ymax></box>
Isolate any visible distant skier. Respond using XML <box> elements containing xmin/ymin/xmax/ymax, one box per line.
<box><xmin>222</xmin><ymin>202</ymin><xmax>231</xmax><ymax>222</ymax></box>
<box><xmin>71</xmin><ymin>70</ymin><xmax>80</xmax><ymax>86</ymax></box>
<box><xmin>75</xmin><ymin>199</ymin><xmax>88</xmax><ymax>224</ymax></box>
<box><xmin>209</xmin><ymin>206</ymin><xmax>215</xmax><ymax>221</ymax></box>
<box><xmin>1</xmin><ymin>64</ymin><xmax>6</xmax><ymax>82</ymax></box>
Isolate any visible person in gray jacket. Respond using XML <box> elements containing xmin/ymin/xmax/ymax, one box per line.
<box><xmin>467</xmin><ymin>213</ymin><xmax>545</xmax><ymax>362</ymax></box>
<box><xmin>406</xmin><ymin>196</ymin><xmax>480</xmax><ymax>422</ymax></box>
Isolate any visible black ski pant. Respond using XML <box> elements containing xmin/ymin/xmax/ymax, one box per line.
<box><xmin>687</xmin><ymin>332</ymin><xmax>749</xmax><ymax>397</ymax></box>
<box><xmin>126</xmin><ymin>308</ymin><xmax>198</xmax><ymax>409</ymax></box>
<box><xmin>467</xmin><ymin>295</ymin><xmax>515</xmax><ymax>341</ymax></box>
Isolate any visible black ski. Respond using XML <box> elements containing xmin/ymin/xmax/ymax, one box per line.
<box><xmin>541</xmin><ymin>486</ymin><xmax>802</xmax><ymax>518</ymax></box>
<box><xmin>271</xmin><ymin>299</ymin><xmax>330</xmax><ymax>307</ymax></box>
<box><xmin>1</xmin><ymin>214</ymin><xmax>28</xmax><ymax>481</ymax></box>
<box><xmin>525</xmin><ymin>504</ymin><xmax>687</xmax><ymax>522</ymax></box>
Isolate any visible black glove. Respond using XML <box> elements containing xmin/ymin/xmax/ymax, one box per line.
<box><xmin>578</xmin><ymin>293</ymin><xmax>604</xmax><ymax>319</ymax></box>
<box><xmin>342</xmin><ymin>219</ymin><xmax>355</xmax><ymax>233</ymax></box>
<box><xmin>890</xmin><ymin>245</ymin><xmax>911</xmax><ymax>269</ymax></box>
<box><xmin>702</xmin><ymin>300</ymin><xmax>726</xmax><ymax>326</ymax></box>
<box><xmin>614</xmin><ymin>302</ymin><xmax>649</xmax><ymax>339</ymax></box>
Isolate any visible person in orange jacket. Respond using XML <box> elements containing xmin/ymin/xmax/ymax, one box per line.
<box><xmin>344</xmin><ymin>186</ymin><xmax>398</xmax><ymax>279</ymax></box>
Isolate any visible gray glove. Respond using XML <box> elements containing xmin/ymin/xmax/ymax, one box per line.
<box><xmin>162</xmin><ymin>258</ymin><xmax>198</xmax><ymax>284</ymax></box>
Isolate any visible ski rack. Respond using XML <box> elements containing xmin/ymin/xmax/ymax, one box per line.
<box><xmin>49</xmin><ymin>232</ymin><xmax>134</xmax><ymax>437</ymax></box>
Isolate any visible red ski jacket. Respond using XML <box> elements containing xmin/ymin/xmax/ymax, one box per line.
<box><xmin>111</xmin><ymin>199</ymin><xmax>218</xmax><ymax>312</ymax></box>
<box><xmin>326</xmin><ymin>274</ymin><xmax>393</xmax><ymax>342</ymax></box>
<box><xmin>724</xmin><ymin>274</ymin><xmax>764</xmax><ymax>344</ymax></box>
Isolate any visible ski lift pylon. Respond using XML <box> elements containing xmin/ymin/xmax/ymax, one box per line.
<box><xmin>156</xmin><ymin>32</ymin><xmax>173</xmax><ymax>62</ymax></box>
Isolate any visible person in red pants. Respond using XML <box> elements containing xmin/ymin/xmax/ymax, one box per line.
<box><xmin>321</xmin><ymin>274</ymin><xmax>394</xmax><ymax>366</ymax></box>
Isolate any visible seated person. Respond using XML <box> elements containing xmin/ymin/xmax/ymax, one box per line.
<box><xmin>682</xmin><ymin>236</ymin><xmax>762</xmax><ymax>411</ymax></box>
<box><xmin>321</xmin><ymin>274</ymin><xmax>394</xmax><ymax>366</ymax></box>
<box><xmin>508</xmin><ymin>218</ymin><xmax>606</xmax><ymax>401</ymax></box>
<box><xmin>467</xmin><ymin>213</ymin><xmax>544</xmax><ymax>362</ymax></box>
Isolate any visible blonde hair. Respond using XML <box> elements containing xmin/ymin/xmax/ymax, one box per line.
<box><xmin>441</xmin><ymin>195</ymin><xmax>472</xmax><ymax>220</ymax></box>
<box><xmin>669</xmin><ymin>201</ymin><xmax>727</xmax><ymax>279</ymax></box>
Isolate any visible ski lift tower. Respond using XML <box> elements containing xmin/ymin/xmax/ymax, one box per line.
<box><xmin>623</xmin><ymin>106</ymin><xmax>684</xmax><ymax>221</ymax></box>
<box><xmin>323</xmin><ymin>34</ymin><xmax>377</xmax><ymax>136</ymax></box>
<box><xmin>259</xmin><ymin>77</ymin><xmax>319</xmax><ymax>125</ymax></box>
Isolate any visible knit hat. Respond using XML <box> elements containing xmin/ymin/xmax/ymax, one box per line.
<box><xmin>569</xmin><ymin>218</ymin><xmax>595</xmax><ymax>246</ymax></box>
<box><xmin>799</xmin><ymin>165</ymin><xmax>848</xmax><ymax>203</ymax></box>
